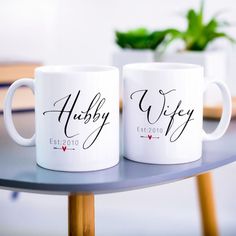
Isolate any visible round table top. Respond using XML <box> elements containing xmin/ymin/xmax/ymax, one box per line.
<box><xmin>0</xmin><ymin>112</ymin><xmax>236</xmax><ymax>195</ymax></box>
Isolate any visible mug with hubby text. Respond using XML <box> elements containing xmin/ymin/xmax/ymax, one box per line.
<box><xmin>4</xmin><ymin>65</ymin><xmax>119</xmax><ymax>171</ymax></box>
<box><xmin>123</xmin><ymin>62</ymin><xmax>232</xmax><ymax>164</ymax></box>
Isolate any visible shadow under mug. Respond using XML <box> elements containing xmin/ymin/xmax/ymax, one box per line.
<box><xmin>123</xmin><ymin>62</ymin><xmax>232</xmax><ymax>164</ymax></box>
<box><xmin>4</xmin><ymin>65</ymin><xmax>120</xmax><ymax>172</ymax></box>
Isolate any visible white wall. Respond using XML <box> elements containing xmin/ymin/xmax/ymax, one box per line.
<box><xmin>0</xmin><ymin>0</ymin><xmax>236</xmax><ymax>64</ymax></box>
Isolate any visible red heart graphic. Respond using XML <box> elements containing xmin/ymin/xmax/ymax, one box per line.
<box><xmin>62</xmin><ymin>145</ymin><xmax>67</xmax><ymax>152</ymax></box>
<box><xmin>148</xmin><ymin>134</ymin><xmax>152</xmax><ymax>140</ymax></box>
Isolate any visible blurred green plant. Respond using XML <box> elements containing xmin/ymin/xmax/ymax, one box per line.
<box><xmin>164</xmin><ymin>1</ymin><xmax>235</xmax><ymax>51</ymax></box>
<box><xmin>115</xmin><ymin>28</ymin><xmax>168</xmax><ymax>50</ymax></box>
<box><xmin>115</xmin><ymin>1</ymin><xmax>235</xmax><ymax>52</ymax></box>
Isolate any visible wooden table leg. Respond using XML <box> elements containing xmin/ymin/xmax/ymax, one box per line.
<box><xmin>196</xmin><ymin>172</ymin><xmax>219</xmax><ymax>236</ymax></box>
<box><xmin>68</xmin><ymin>193</ymin><xmax>95</xmax><ymax>236</ymax></box>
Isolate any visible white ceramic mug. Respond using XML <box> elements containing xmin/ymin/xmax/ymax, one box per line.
<box><xmin>4</xmin><ymin>65</ymin><xmax>120</xmax><ymax>171</ymax></box>
<box><xmin>123</xmin><ymin>62</ymin><xmax>232</xmax><ymax>164</ymax></box>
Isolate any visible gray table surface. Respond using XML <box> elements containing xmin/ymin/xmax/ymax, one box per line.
<box><xmin>0</xmin><ymin>112</ymin><xmax>236</xmax><ymax>195</ymax></box>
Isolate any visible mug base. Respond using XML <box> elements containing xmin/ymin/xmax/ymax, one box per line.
<box><xmin>36</xmin><ymin>159</ymin><xmax>120</xmax><ymax>172</ymax></box>
<box><xmin>124</xmin><ymin>155</ymin><xmax>201</xmax><ymax>165</ymax></box>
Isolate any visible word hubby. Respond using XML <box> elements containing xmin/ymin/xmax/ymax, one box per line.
<box><xmin>130</xmin><ymin>89</ymin><xmax>194</xmax><ymax>142</ymax></box>
<box><xmin>43</xmin><ymin>90</ymin><xmax>110</xmax><ymax>149</ymax></box>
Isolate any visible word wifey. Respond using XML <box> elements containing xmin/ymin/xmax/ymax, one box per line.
<box><xmin>130</xmin><ymin>89</ymin><xmax>194</xmax><ymax>142</ymax></box>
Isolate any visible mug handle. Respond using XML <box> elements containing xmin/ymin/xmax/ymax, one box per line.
<box><xmin>3</xmin><ymin>78</ymin><xmax>36</xmax><ymax>146</ymax></box>
<box><xmin>203</xmin><ymin>79</ymin><xmax>232</xmax><ymax>141</ymax></box>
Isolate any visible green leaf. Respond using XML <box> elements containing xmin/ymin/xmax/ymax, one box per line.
<box><xmin>180</xmin><ymin>0</ymin><xmax>235</xmax><ymax>51</ymax></box>
<box><xmin>115</xmin><ymin>28</ymin><xmax>168</xmax><ymax>50</ymax></box>
<box><xmin>205</xmin><ymin>18</ymin><xmax>218</xmax><ymax>32</ymax></box>
<box><xmin>158</xmin><ymin>29</ymin><xmax>183</xmax><ymax>52</ymax></box>
<box><xmin>148</xmin><ymin>31</ymin><xmax>167</xmax><ymax>50</ymax></box>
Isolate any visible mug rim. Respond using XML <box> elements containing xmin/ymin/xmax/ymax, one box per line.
<box><xmin>123</xmin><ymin>62</ymin><xmax>203</xmax><ymax>71</ymax></box>
<box><xmin>35</xmin><ymin>65</ymin><xmax>118</xmax><ymax>74</ymax></box>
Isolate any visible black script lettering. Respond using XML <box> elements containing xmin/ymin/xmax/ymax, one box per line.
<box><xmin>43</xmin><ymin>91</ymin><xmax>110</xmax><ymax>149</ymax></box>
<box><xmin>130</xmin><ymin>89</ymin><xmax>176</xmax><ymax>124</ymax></box>
<box><xmin>43</xmin><ymin>91</ymin><xmax>80</xmax><ymax>138</ymax></box>
<box><xmin>83</xmin><ymin>112</ymin><xmax>109</xmax><ymax>149</ymax></box>
<box><xmin>169</xmin><ymin>110</ymin><xmax>194</xmax><ymax>142</ymax></box>
<box><xmin>130</xmin><ymin>89</ymin><xmax>194</xmax><ymax>142</ymax></box>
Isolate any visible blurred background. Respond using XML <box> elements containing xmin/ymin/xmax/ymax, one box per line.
<box><xmin>0</xmin><ymin>0</ymin><xmax>235</xmax><ymax>65</ymax></box>
<box><xmin>1</xmin><ymin>0</ymin><xmax>236</xmax><ymax>235</ymax></box>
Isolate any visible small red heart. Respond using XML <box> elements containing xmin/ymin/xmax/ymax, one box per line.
<box><xmin>62</xmin><ymin>145</ymin><xmax>67</xmax><ymax>152</ymax></box>
<box><xmin>148</xmin><ymin>134</ymin><xmax>152</xmax><ymax>140</ymax></box>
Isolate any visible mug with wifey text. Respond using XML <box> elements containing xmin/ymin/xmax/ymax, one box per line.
<box><xmin>123</xmin><ymin>62</ymin><xmax>232</xmax><ymax>164</ymax></box>
<box><xmin>4</xmin><ymin>65</ymin><xmax>119</xmax><ymax>171</ymax></box>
